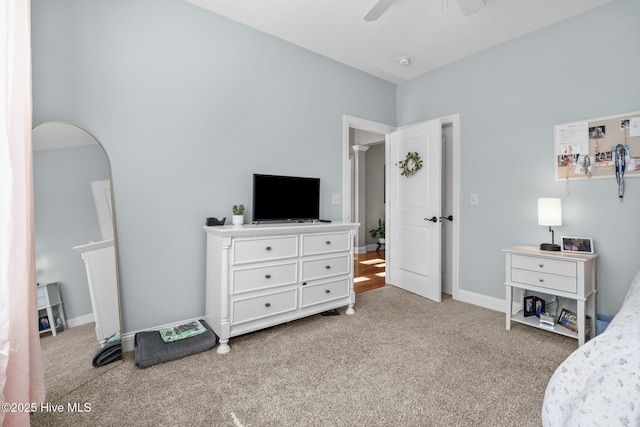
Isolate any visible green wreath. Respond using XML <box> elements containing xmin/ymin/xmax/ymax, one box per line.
<box><xmin>397</xmin><ymin>152</ymin><xmax>423</xmax><ymax>177</ymax></box>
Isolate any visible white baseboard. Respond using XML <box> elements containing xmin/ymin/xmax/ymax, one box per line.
<box><xmin>355</xmin><ymin>244</ymin><xmax>383</xmax><ymax>254</ymax></box>
<box><xmin>65</xmin><ymin>313</ymin><xmax>94</xmax><ymax>329</ymax></box>
<box><xmin>122</xmin><ymin>316</ymin><xmax>205</xmax><ymax>352</ymax></box>
<box><xmin>455</xmin><ymin>288</ymin><xmax>508</xmax><ymax>314</ymax></box>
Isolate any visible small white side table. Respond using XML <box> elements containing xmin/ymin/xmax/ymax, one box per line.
<box><xmin>504</xmin><ymin>246</ymin><xmax>597</xmax><ymax>347</ymax></box>
<box><xmin>37</xmin><ymin>282</ymin><xmax>67</xmax><ymax>336</ymax></box>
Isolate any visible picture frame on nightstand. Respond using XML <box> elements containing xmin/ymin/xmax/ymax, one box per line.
<box><xmin>558</xmin><ymin>308</ymin><xmax>579</xmax><ymax>332</ymax></box>
<box><xmin>39</xmin><ymin>316</ymin><xmax>50</xmax><ymax>331</ymax></box>
<box><xmin>523</xmin><ymin>295</ymin><xmax>535</xmax><ymax>317</ymax></box>
<box><xmin>534</xmin><ymin>297</ymin><xmax>545</xmax><ymax>318</ymax></box>
<box><xmin>561</xmin><ymin>236</ymin><xmax>594</xmax><ymax>254</ymax></box>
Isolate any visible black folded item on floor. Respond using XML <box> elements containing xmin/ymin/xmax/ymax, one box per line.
<box><xmin>92</xmin><ymin>332</ymin><xmax>122</xmax><ymax>367</ymax></box>
<box><xmin>134</xmin><ymin>320</ymin><xmax>217</xmax><ymax>369</ymax></box>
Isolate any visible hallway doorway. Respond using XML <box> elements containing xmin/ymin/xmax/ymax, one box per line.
<box><xmin>354</xmin><ymin>249</ymin><xmax>386</xmax><ymax>293</ymax></box>
<box><xmin>343</xmin><ymin>114</ymin><xmax>460</xmax><ymax>300</ymax></box>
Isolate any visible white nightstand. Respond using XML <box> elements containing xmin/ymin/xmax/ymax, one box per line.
<box><xmin>504</xmin><ymin>246</ymin><xmax>597</xmax><ymax>346</ymax></box>
<box><xmin>37</xmin><ymin>282</ymin><xmax>67</xmax><ymax>336</ymax></box>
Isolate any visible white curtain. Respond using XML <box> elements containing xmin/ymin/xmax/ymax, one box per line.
<box><xmin>0</xmin><ymin>0</ymin><xmax>46</xmax><ymax>425</ymax></box>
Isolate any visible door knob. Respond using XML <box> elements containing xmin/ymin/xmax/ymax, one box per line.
<box><xmin>439</xmin><ymin>215</ymin><xmax>453</xmax><ymax>222</ymax></box>
<box><xmin>425</xmin><ymin>217</ymin><xmax>438</xmax><ymax>223</ymax></box>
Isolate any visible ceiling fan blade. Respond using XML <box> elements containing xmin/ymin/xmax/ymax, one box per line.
<box><xmin>456</xmin><ymin>0</ymin><xmax>486</xmax><ymax>16</ymax></box>
<box><xmin>363</xmin><ymin>0</ymin><xmax>397</xmax><ymax>22</ymax></box>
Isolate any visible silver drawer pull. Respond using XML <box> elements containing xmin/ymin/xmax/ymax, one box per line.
<box><xmin>325</xmin><ymin>241</ymin><xmax>331</xmax><ymax>245</ymax></box>
<box><xmin>325</xmin><ymin>265</ymin><xmax>331</xmax><ymax>269</ymax></box>
<box><xmin>539</xmin><ymin>263</ymin><xmax>544</xmax><ymax>268</ymax></box>
<box><xmin>539</xmin><ymin>278</ymin><xmax>544</xmax><ymax>282</ymax></box>
<box><xmin>325</xmin><ymin>290</ymin><xmax>330</xmax><ymax>294</ymax></box>
<box><xmin>265</xmin><ymin>303</ymin><xmax>271</xmax><ymax>308</ymax></box>
<box><xmin>265</xmin><ymin>246</ymin><xmax>272</xmax><ymax>251</ymax></box>
<box><xmin>265</xmin><ymin>274</ymin><xmax>271</xmax><ymax>279</ymax></box>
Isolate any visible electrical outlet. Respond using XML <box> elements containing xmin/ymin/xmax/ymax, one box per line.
<box><xmin>470</xmin><ymin>194</ymin><xmax>478</xmax><ymax>205</ymax></box>
<box><xmin>332</xmin><ymin>193</ymin><xmax>341</xmax><ymax>205</ymax></box>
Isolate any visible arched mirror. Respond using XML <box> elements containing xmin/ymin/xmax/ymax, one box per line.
<box><xmin>32</xmin><ymin>121</ymin><xmax>122</xmax><ymax>397</ymax></box>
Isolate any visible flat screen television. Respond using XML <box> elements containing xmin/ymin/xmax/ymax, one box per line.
<box><xmin>252</xmin><ymin>174</ymin><xmax>320</xmax><ymax>223</ymax></box>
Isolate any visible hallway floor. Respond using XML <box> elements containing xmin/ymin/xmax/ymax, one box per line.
<box><xmin>354</xmin><ymin>250</ymin><xmax>385</xmax><ymax>294</ymax></box>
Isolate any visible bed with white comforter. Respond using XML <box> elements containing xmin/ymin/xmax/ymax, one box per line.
<box><xmin>542</xmin><ymin>270</ymin><xmax>640</xmax><ymax>426</ymax></box>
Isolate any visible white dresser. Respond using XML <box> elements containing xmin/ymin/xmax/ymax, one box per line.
<box><xmin>73</xmin><ymin>239</ymin><xmax>120</xmax><ymax>346</ymax></box>
<box><xmin>204</xmin><ymin>222</ymin><xmax>359</xmax><ymax>354</ymax></box>
<box><xmin>504</xmin><ymin>246</ymin><xmax>597</xmax><ymax>346</ymax></box>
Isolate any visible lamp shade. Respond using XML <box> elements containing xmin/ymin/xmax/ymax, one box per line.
<box><xmin>538</xmin><ymin>198</ymin><xmax>562</xmax><ymax>226</ymax></box>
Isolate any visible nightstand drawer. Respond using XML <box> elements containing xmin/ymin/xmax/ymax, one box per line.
<box><xmin>512</xmin><ymin>255</ymin><xmax>576</xmax><ymax>277</ymax></box>
<box><xmin>231</xmin><ymin>262</ymin><xmax>298</xmax><ymax>294</ymax></box>
<box><xmin>301</xmin><ymin>255</ymin><xmax>350</xmax><ymax>281</ymax></box>
<box><xmin>231</xmin><ymin>289</ymin><xmax>298</xmax><ymax>325</ymax></box>
<box><xmin>233</xmin><ymin>236</ymin><xmax>298</xmax><ymax>264</ymax></box>
<box><xmin>301</xmin><ymin>232</ymin><xmax>350</xmax><ymax>256</ymax></box>
<box><xmin>512</xmin><ymin>268</ymin><xmax>577</xmax><ymax>294</ymax></box>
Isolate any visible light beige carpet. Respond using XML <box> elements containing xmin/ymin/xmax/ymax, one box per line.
<box><xmin>32</xmin><ymin>285</ymin><xmax>577</xmax><ymax>426</ymax></box>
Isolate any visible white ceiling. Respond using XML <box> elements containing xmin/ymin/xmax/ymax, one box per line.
<box><xmin>185</xmin><ymin>0</ymin><xmax>613</xmax><ymax>84</ymax></box>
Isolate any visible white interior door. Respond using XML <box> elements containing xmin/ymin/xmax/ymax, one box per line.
<box><xmin>388</xmin><ymin>119</ymin><xmax>442</xmax><ymax>301</ymax></box>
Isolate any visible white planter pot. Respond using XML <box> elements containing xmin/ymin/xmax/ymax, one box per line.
<box><xmin>232</xmin><ymin>215</ymin><xmax>244</xmax><ymax>225</ymax></box>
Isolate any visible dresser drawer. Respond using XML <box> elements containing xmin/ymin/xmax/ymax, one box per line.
<box><xmin>301</xmin><ymin>278</ymin><xmax>350</xmax><ymax>308</ymax></box>
<box><xmin>231</xmin><ymin>289</ymin><xmax>298</xmax><ymax>326</ymax></box>
<box><xmin>301</xmin><ymin>232</ymin><xmax>350</xmax><ymax>256</ymax></box>
<box><xmin>233</xmin><ymin>236</ymin><xmax>298</xmax><ymax>265</ymax></box>
<box><xmin>512</xmin><ymin>254</ymin><xmax>576</xmax><ymax>277</ymax></box>
<box><xmin>301</xmin><ymin>255</ymin><xmax>350</xmax><ymax>281</ymax></box>
<box><xmin>512</xmin><ymin>268</ymin><xmax>577</xmax><ymax>294</ymax></box>
<box><xmin>231</xmin><ymin>262</ymin><xmax>298</xmax><ymax>294</ymax></box>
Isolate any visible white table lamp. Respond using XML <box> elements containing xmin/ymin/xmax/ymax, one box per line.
<box><xmin>538</xmin><ymin>198</ymin><xmax>562</xmax><ymax>251</ymax></box>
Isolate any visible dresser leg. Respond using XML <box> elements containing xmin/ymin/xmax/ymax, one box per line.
<box><xmin>345</xmin><ymin>304</ymin><xmax>355</xmax><ymax>315</ymax></box>
<box><xmin>505</xmin><ymin>285</ymin><xmax>513</xmax><ymax>331</ymax></box>
<box><xmin>577</xmin><ymin>300</ymin><xmax>586</xmax><ymax>346</ymax></box>
<box><xmin>47</xmin><ymin>307</ymin><xmax>56</xmax><ymax>336</ymax></box>
<box><xmin>217</xmin><ymin>339</ymin><xmax>230</xmax><ymax>355</ymax></box>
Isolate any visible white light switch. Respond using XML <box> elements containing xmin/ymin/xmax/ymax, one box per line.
<box><xmin>470</xmin><ymin>194</ymin><xmax>478</xmax><ymax>205</ymax></box>
<box><xmin>332</xmin><ymin>193</ymin><xmax>341</xmax><ymax>205</ymax></box>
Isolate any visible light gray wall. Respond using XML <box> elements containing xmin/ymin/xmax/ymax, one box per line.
<box><xmin>397</xmin><ymin>0</ymin><xmax>640</xmax><ymax>316</ymax></box>
<box><xmin>365</xmin><ymin>144</ymin><xmax>385</xmax><ymax>246</ymax></box>
<box><xmin>33</xmin><ymin>144</ymin><xmax>109</xmax><ymax>321</ymax></box>
<box><xmin>31</xmin><ymin>0</ymin><xmax>396</xmax><ymax>332</ymax></box>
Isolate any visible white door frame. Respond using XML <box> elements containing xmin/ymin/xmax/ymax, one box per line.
<box><xmin>342</xmin><ymin>114</ymin><xmax>460</xmax><ymax>301</ymax></box>
<box><xmin>342</xmin><ymin>116</ymin><xmax>396</xmax><ymax>223</ymax></box>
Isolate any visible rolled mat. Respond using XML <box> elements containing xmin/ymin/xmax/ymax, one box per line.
<box><xmin>92</xmin><ymin>332</ymin><xmax>123</xmax><ymax>367</ymax></box>
<box><xmin>134</xmin><ymin>320</ymin><xmax>217</xmax><ymax>369</ymax></box>
<box><xmin>92</xmin><ymin>341</ymin><xmax>122</xmax><ymax>367</ymax></box>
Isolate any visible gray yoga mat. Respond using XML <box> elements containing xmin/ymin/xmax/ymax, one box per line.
<box><xmin>134</xmin><ymin>320</ymin><xmax>217</xmax><ymax>369</ymax></box>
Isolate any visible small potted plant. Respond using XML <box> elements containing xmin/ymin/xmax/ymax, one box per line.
<box><xmin>369</xmin><ymin>218</ymin><xmax>385</xmax><ymax>243</ymax></box>
<box><xmin>232</xmin><ymin>204</ymin><xmax>245</xmax><ymax>225</ymax></box>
